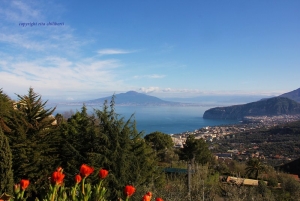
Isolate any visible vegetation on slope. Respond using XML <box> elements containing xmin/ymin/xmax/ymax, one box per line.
<box><xmin>203</xmin><ymin>97</ymin><xmax>300</xmax><ymax>120</ymax></box>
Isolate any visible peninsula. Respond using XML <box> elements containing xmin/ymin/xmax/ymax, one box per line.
<box><xmin>203</xmin><ymin>97</ymin><xmax>300</xmax><ymax>120</ymax></box>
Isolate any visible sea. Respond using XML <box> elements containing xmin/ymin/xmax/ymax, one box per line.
<box><xmin>51</xmin><ymin>104</ymin><xmax>239</xmax><ymax>135</ymax></box>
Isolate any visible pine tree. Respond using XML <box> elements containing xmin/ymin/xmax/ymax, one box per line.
<box><xmin>56</xmin><ymin>98</ymin><xmax>163</xmax><ymax>199</ymax></box>
<box><xmin>7</xmin><ymin>87</ymin><xmax>57</xmax><ymax>194</ymax></box>
<box><xmin>178</xmin><ymin>135</ymin><xmax>212</xmax><ymax>165</ymax></box>
<box><xmin>58</xmin><ymin>104</ymin><xmax>98</xmax><ymax>181</ymax></box>
<box><xmin>144</xmin><ymin>131</ymin><xmax>174</xmax><ymax>162</ymax></box>
<box><xmin>93</xmin><ymin>98</ymin><xmax>161</xmax><ymax>200</ymax></box>
<box><xmin>0</xmin><ymin>128</ymin><xmax>14</xmax><ymax>194</ymax></box>
<box><xmin>0</xmin><ymin>89</ymin><xmax>12</xmax><ymax>133</ymax></box>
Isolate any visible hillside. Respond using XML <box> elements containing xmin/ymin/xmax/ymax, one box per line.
<box><xmin>279</xmin><ymin>88</ymin><xmax>300</xmax><ymax>103</ymax></box>
<box><xmin>213</xmin><ymin>120</ymin><xmax>300</xmax><ymax>167</ymax></box>
<box><xmin>276</xmin><ymin>157</ymin><xmax>300</xmax><ymax>176</ymax></box>
<box><xmin>203</xmin><ymin>97</ymin><xmax>300</xmax><ymax>120</ymax></box>
<box><xmin>86</xmin><ymin>91</ymin><xmax>178</xmax><ymax>106</ymax></box>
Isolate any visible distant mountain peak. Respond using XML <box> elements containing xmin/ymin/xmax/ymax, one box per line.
<box><xmin>86</xmin><ymin>91</ymin><xmax>178</xmax><ymax>106</ymax></box>
<box><xmin>279</xmin><ymin>88</ymin><xmax>300</xmax><ymax>102</ymax></box>
<box><xmin>124</xmin><ymin>91</ymin><xmax>139</xmax><ymax>95</ymax></box>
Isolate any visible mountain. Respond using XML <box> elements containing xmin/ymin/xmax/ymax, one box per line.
<box><xmin>203</xmin><ymin>97</ymin><xmax>300</xmax><ymax>120</ymax></box>
<box><xmin>86</xmin><ymin>91</ymin><xmax>178</xmax><ymax>106</ymax></box>
<box><xmin>279</xmin><ymin>88</ymin><xmax>300</xmax><ymax>103</ymax></box>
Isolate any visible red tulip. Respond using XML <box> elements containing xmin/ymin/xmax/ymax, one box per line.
<box><xmin>80</xmin><ymin>164</ymin><xmax>94</xmax><ymax>177</ymax></box>
<box><xmin>74</xmin><ymin>174</ymin><xmax>82</xmax><ymax>184</ymax></box>
<box><xmin>146</xmin><ymin>192</ymin><xmax>152</xmax><ymax>198</ymax></box>
<box><xmin>142</xmin><ymin>194</ymin><xmax>151</xmax><ymax>201</ymax></box>
<box><xmin>124</xmin><ymin>185</ymin><xmax>136</xmax><ymax>197</ymax></box>
<box><xmin>20</xmin><ymin>179</ymin><xmax>30</xmax><ymax>190</ymax></box>
<box><xmin>155</xmin><ymin>198</ymin><xmax>164</xmax><ymax>201</ymax></box>
<box><xmin>99</xmin><ymin>168</ymin><xmax>109</xmax><ymax>179</ymax></box>
<box><xmin>56</xmin><ymin>167</ymin><xmax>63</xmax><ymax>172</ymax></box>
<box><xmin>51</xmin><ymin>171</ymin><xmax>65</xmax><ymax>185</ymax></box>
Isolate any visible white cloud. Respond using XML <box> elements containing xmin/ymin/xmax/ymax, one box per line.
<box><xmin>137</xmin><ymin>87</ymin><xmax>282</xmax><ymax>98</ymax></box>
<box><xmin>133</xmin><ymin>74</ymin><xmax>165</xmax><ymax>79</ymax></box>
<box><xmin>139</xmin><ymin>87</ymin><xmax>160</xmax><ymax>93</ymax></box>
<box><xmin>0</xmin><ymin>56</ymin><xmax>124</xmax><ymax>98</ymax></box>
<box><xmin>0</xmin><ymin>0</ymin><xmax>43</xmax><ymax>23</ymax></box>
<box><xmin>97</xmin><ymin>49</ymin><xmax>135</xmax><ymax>56</ymax></box>
<box><xmin>0</xmin><ymin>0</ymin><xmax>83</xmax><ymax>56</ymax></box>
<box><xmin>149</xmin><ymin>74</ymin><xmax>165</xmax><ymax>78</ymax></box>
<box><xmin>12</xmin><ymin>1</ymin><xmax>40</xmax><ymax>19</ymax></box>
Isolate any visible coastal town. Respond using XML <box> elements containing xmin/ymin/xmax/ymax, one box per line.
<box><xmin>171</xmin><ymin>114</ymin><xmax>300</xmax><ymax>146</ymax></box>
<box><xmin>171</xmin><ymin>114</ymin><xmax>300</xmax><ymax>163</ymax></box>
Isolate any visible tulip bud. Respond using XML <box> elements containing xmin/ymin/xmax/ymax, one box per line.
<box><xmin>14</xmin><ymin>184</ymin><xmax>20</xmax><ymax>194</ymax></box>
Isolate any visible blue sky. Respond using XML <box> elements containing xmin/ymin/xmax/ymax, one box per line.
<box><xmin>0</xmin><ymin>0</ymin><xmax>299</xmax><ymax>101</ymax></box>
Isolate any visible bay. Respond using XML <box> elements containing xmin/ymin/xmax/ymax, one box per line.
<box><xmin>51</xmin><ymin>104</ymin><xmax>239</xmax><ymax>135</ymax></box>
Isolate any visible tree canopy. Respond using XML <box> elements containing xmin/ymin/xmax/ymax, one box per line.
<box><xmin>245</xmin><ymin>158</ymin><xmax>266</xmax><ymax>179</ymax></box>
<box><xmin>178</xmin><ymin>135</ymin><xmax>212</xmax><ymax>165</ymax></box>
<box><xmin>0</xmin><ymin>128</ymin><xmax>13</xmax><ymax>194</ymax></box>
<box><xmin>144</xmin><ymin>131</ymin><xmax>174</xmax><ymax>162</ymax></box>
<box><xmin>0</xmin><ymin>89</ymin><xmax>12</xmax><ymax>133</ymax></box>
<box><xmin>7</xmin><ymin>88</ymin><xmax>58</xmax><ymax>194</ymax></box>
<box><xmin>57</xmin><ymin>99</ymin><xmax>163</xmax><ymax>200</ymax></box>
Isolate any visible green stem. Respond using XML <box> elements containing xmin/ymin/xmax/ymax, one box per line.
<box><xmin>50</xmin><ymin>185</ymin><xmax>58</xmax><ymax>201</ymax></box>
<box><xmin>81</xmin><ymin>177</ymin><xmax>86</xmax><ymax>195</ymax></box>
<box><xmin>20</xmin><ymin>190</ymin><xmax>25</xmax><ymax>201</ymax></box>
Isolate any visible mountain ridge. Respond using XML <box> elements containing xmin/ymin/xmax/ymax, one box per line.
<box><xmin>203</xmin><ymin>97</ymin><xmax>300</xmax><ymax>120</ymax></box>
<box><xmin>86</xmin><ymin>91</ymin><xmax>179</xmax><ymax>106</ymax></box>
<box><xmin>279</xmin><ymin>88</ymin><xmax>300</xmax><ymax>102</ymax></box>
<box><xmin>203</xmin><ymin>87</ymin><xmax>300</xmax><ymax>120</ymax></box>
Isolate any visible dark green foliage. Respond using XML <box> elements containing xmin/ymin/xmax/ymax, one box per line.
<box><xmin>57</xmin><ymin>99</ymin><xmax>163</xmax><ymax>200</ymax></box>
<box><xmin>0</xmin><ymin>89</ymin><xmax>12</xmax><ymax>133</ymax></box>
<box><xmin>278</xmin><ymin>174</ymin><xmax>300</xmax><ymax>200</ymax></box>
<box><xmin>58</xmin><ymin>104</ymin><xmax>99</xmax><ymax>181</ymax></box>
<box><xmin>144</xmin><ymin>131</ymin><xmax>174</xmax><ymax>162</ymax></box>
<box><xmin>276</xmin><ymin>157</ymin><xmax>300</xmax><ymax>177</ymax></box>
<box><xmin>245</xmin><ymin>158</ymin><xmax>266</xmax><ymax>179</ymax></box>
<box><xmin>178</xmin><ymin>135</ymin><xmax>212</xmax><ymax>165</ymax></box>
<box><xmin>213</xmin><ymin>120</ymin><xmax>300</xmax><ymax>166</ymax></box>
<box><xmin>7</xmin><ymin>87</ymin><xmax>58</xmax><ymax>194</ymax></box>
<box><xmin>267</xmin><ymin>177</ymin><xmax>278</xmax><ymax>187</ymax></box>
<box><xmin>0</xmin><ymin>128</ymin><xmax>14</xmax><ymax>194</ymax></box>
<box><xmin>12</xmin><ymin>87</ymin><xmax>56</xmax><ymax>132</ymax></box>
<box><xmin>257</xmin><ymin>180</ymin><xmax>271</xmax><ymax>198</ymax></box>
<box><xmin>93</xmin><ymin>99</ymin><xmax>161</xmax><ymax>199</ymax></box>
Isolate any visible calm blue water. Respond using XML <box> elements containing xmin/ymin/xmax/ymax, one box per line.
<box><xmin>51</xmin><ymin>104</ymin><xmax>239</xmax><ymax>135</ymax></box>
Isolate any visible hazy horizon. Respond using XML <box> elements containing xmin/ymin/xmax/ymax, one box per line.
<box><xmin>1</xmin><ymin>0</ymin><xmax>299</xmax><ymax>100</ymax></box>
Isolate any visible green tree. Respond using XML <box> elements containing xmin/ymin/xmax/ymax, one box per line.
<box><xmin>93</xmin><ymin>99</ymin><xmax>162</xmax><ymax>200</ymax></box>
<box><xmin>7</xmin><ymin>87</ymin><xmax>58</xmax><ymax>194</ymax></box>
<box><xmin>0</xmin><ymin>128</ymin><xmax>14</xmax><ymax>194</ymax></box>
<box><xmin>279</xmin><ymin>174</ymin><xmax>300</xmax><ymax>200</ymax></box>
<box><xmin>257</xmin><ymin>180</ymin><xmax>273</xmax><ymax>199</ymax></box>
<box><xmin>0</xmin><ymin>89</ymin><xmax>12</xmax><ymax>133</ymax></box>
<box><xmin>178</xmin><ymin>135</ymin><xmax>212</xmax><ymax>165</ymax></box>
<box><xmin>245</xmin><ymin>158</ymin><xmax>266</xmax><ymax>179</ymax></box>
<box><xmin>57</xmin><ymin>99</ymin><xmax>163</xmax><ymax>200</ymax></box>
<box><xmin>144</xmin><ymin>131</ymin><xmax>174</xmax><ymax>162</ymax></box>
<box><xmin>58</xmin><ymin>104</ymin><xmax>99</xmax><ymax>180</ymax></box>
